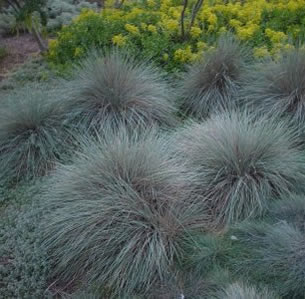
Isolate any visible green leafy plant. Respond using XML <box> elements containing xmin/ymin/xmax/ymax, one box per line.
<box><xmin>172</xmin><ymin>111</ymin><xmax>305</xmax><ymax>226</ymax></box>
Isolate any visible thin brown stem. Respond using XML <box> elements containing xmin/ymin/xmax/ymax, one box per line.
<box><xmin>189</xmin><ymin>0</ymin><xmax>203</xmax><ymax>30</ymax></box>
<box><xmin>180</xmin><ymin>0</ymin><xmax>188</xmax><ymax>40</ymax></box>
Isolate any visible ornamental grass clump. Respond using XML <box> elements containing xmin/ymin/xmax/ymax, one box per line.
<box><xmin>178</xmin><ymin>35</ymin><xmax>249</xmax><ymax>119</ymax></box>
<box><xmin>241</xmin><ymin>49</ymin><xmax>305</xmax><ymax>125</ymax></box>
<box><xmin>42</xmin><ymin>128</ymin><xmax>208</xmax><ymax>297</ymax></box>
<box><xmin>232</xmin><ymin>221</ymin><xmax>305</xmax><ymax>298</ymax></box>
<box><xmin>269</xmin><ymin>195</ymin><xmax>305</xmax><ymax>232</ymax></box>
<box><xmin>148</xmin><ymin>269</ymin><xmax>230</xmax><ymax>299</ymax></box>
<box><xmin>66</xmin><ymin>50</ymin><xmax>177</xmax><ymax>131</ymax></box>
<box><xmin>0</xmin><ymin>86</ymin><xmax>71</xmax><ymax>186</ymax></box>
<box><xmin>172</xmin><ymin>111</ymin><xmax>305</xmax><ymax>225</ymax></box>
<box><xmin>217</xmin><ymin>282</ymin><xmax>279</xmax><ymax>299</ymax></box>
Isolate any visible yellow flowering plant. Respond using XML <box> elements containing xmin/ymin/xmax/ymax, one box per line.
<box><xmin>48</xmin><ymin>0</ymin><xmax>305</xmax><ymax>72</ymax></box>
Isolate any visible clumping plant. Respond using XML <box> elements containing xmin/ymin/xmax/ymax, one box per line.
<box><xmin>241</xmin><ymin>49</ymin><xmax>305</xmax><ymax>126</ymax></box>
<box><xmin>217</xmin><ymin>282</ymin><xmax>279</xmax><ymax>299</ymax></box>
<box><xmin>232</xmin><ymin>221</ymin><xmax>305</xmax><ymax>298</ymax></box>
<box><xmin>179</xmin><ymin>233</ymin><xmax>230</xmax><ymax>276</ymax></box>
<box><xmin>269</xmin><ymin>194</ymin><xmax>305</xmax><ymax>233</ymax></box>
<box><xmin>178</xmin><ymin>35</ymin><xmax>249</xmax><ymax>119</ymax></box>
<box><xmin>41</xmin><ymin>128</ymin><xmax>208</xmax><ymax>297</ymax></box>
<box><xmin>0</xmin><ymin>85</ymin><xmax>72</xmax><ymax>186</ymax></box>
<box><xmin>172</xmin><ymin>111</ymin><xmax>305</xmax><ymax>225</ymax></box>
<box><xmin>148</xmin><ymin>269</ymin><xmax>231</xmax><ymax>299</ymax></box>
<box><xmin>65</xmin><ymin>50</ymin><xmax>178</xmax><ymax>131</ymax></box>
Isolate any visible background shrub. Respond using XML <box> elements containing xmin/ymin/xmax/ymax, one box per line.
<box><xmin>46</xmin><ymin>0</ymin><xmax>98</xmax><ymax>32</ymax></box>
<box><xmin>172</xmin><ymin>112</ymin><xmax>305</xmax><ymax>225</ymax></box>
<box><xmin>42</xmin><ymin>129</ymin><xmax>208</xmax><ymax>297</ymax></box>
<box><xmin>0</xmin><ymin>0</ymin><xmax>98</xmax><ymax>36</ymax></box>
<box><xmin>47</xmin><ymin>0</ymin><xmax>305</xmax><ymax>71</ymax></box>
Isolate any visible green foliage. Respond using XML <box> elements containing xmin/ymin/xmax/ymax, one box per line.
<box><xmin>172</xmin><ymin>111</ymin><xmax>305</xmax><ymax>226</ymax></box>
<box><xmin>47</xmin><ymin>6</ymin><xmax>204</xmax><ymax>72</ymax></box>
<box><xmin>64</xmin><ymin>50</ymin><xmax>178</xmax><ymax>131</ymax></box>
<box><xmin>41</xmin><ymin>128</ymin><xmax>208</xmax><ymax>297</ymax></box>
<box><xmin>261</xmin><ymin>6</ymin><xmax>305</xmax><ymax>43</ymax></box>
<box><xmin>178</xmin><ymin>35</ymin><xmax>249</xmax><ymax>119</ymax></box>
<box><xmin>0</xmin><ymin>85</ymin><xmax>72</xmax><ymax>186</ymax></box>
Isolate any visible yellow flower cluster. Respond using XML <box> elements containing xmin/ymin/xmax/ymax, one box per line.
<box><xmin>125</xmin><ymin>24</ymin><xmax>139</xmax><ymax>35</ymax></box>
<box><xmin>49</xmin><ymin>0</ymin><xmax>305</xmax><ymax>70</ymax></box>
<box><xmin>112</xmin><ymin>34</ymin><xmax>127</xmax><ymax>46</ymax></box>
<box><xmin>174</xmin><ymin>46</ymin><xmax>194</xmax><ymax>63</ymax></box>
<box><xmin>265</xmin><ymin>29</ymin><xmax>287</xmax><ymax>43</ymax></box>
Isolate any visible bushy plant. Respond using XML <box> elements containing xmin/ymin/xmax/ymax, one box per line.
<box><xmin>64</xmin><ymin>50</ymin><xmax>177</xmax><ymax>131</ymax></box>
<box><xmin>0</xmin><ymin>85</ymin><xmax>72</xmax><ymax>186</ymax></box>
<box><xmin>178</xmin><ymin>35</ymin><xmax>248</xmax><ymax>119</ymax></box>
<box><xmin>216</xmin><ymin>282</ymin><xmax>279</xmax><ymax>299</ymax></box>
<box><xmin>46</xmin><ymin>0</ymin><xmax>98</xmax><ymax>31</ymax></box>
<box><xmin>241</xmin><ymin>50</ymin><xmax>305</xmax><ymax>126</ymax></box>
<box><xmin>148</xmin><ymin>268</ymin><xmax>231</xmax><ymax>299</ymax></box>
<box><xmin>232</xmin><ymin>221</ymin><xmax>305</xmax><ymax>298</ymax></box>
<box><xmin>41</xmin><ymin>128</ymin><xmax>208</xmax><ymax>297</ymax></box>
<box><xmin>179</xmin><ymin>232</ymin><xmax>230</xmax><ymax>276</ymax></box>
<box><xmin>172</xmin><ymin>111</ymin><xmax>305</xmax><ymax>225</ymax></box>
<box><xmin>0</xmin><ymin>0</ymin><xmax>97</xmax><ymax>38</ymax></box>
<box><xmin>0</xmin><ymin>10</ymin><xmax>16</xmax><ymax>36</ymax></box>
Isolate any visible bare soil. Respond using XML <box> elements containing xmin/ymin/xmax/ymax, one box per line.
<box><xmin>0</xmin><ymin>33</ymin><xmax>40</xmax><ymax>81</ymax></box>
